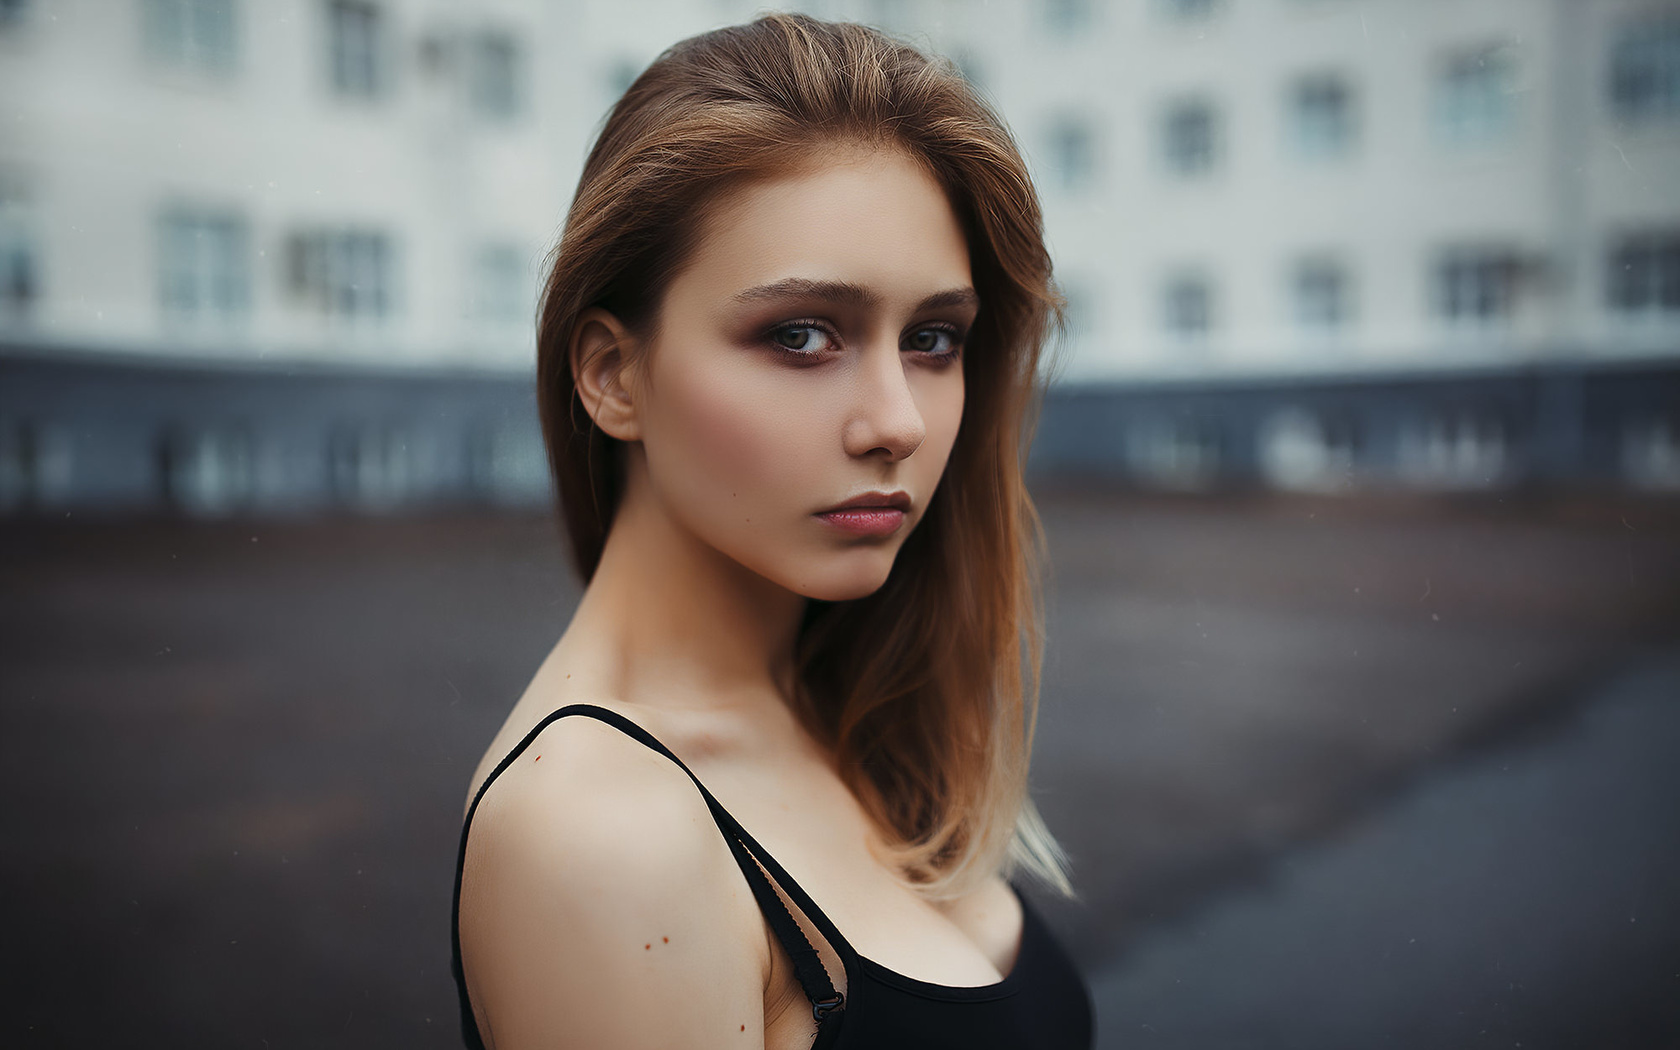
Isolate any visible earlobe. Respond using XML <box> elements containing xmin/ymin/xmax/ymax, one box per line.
<box><xmin>570</xmin><ymin>307</ymin><xmax>642</xmax><ymax>442</ymax></box>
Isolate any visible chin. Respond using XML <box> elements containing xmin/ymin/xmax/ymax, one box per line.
<box><xmin>764</xmin><ymin>546</ymin><xmax>901</xmax><ymax>603</ymax></box>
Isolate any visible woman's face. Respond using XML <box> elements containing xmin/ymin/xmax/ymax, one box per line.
<box><xmin>631</xmin><ymin>145</ymin><xmax>974</xmax><ymax>602</ymax></box>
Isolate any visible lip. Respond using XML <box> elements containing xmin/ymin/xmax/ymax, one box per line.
<box><xmin>813</xmin><ymin>490</ymin><xmax>911</xmax><ymax>538</ymax></box>
<box><xmin>818</xmin><ymin>490</ymin><xmax>912</xmax><ymax>514</ymax></box>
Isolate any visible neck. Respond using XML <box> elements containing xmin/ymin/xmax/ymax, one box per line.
<box><xmin>555</xmin><ymin>447</ymin><xmax>808</xmax><ymax>716</ymax></box>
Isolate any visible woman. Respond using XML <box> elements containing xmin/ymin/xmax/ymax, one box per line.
<box><xmin>451</xmin><ymin>13</ymin><xmax>1093</xmax><ymax>1049</ymax></box>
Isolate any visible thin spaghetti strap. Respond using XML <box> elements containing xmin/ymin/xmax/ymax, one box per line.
<box><xmin>541</xmin><ymin>707</ymin><xmax>861</xmax><ymax>959</ymax></box>
<box><xmin>716</xmin><ymin>831</ymin><xmax>846</xmax><ymax>1022</ymax></box>
<box><xmin>704</xmin><ymin>797</ymin><xmax>862</xmax><ymax>960</ymax></box>
<box><xmin>451</xmin><ymin>703</ymin><xmax>847</xmax><ymax>1038</ymax></box>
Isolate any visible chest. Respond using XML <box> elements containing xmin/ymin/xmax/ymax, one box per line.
<box><xmin>696</xmin><ymin>754</ymin><xmax>1024</xmax><ymax>985</ymax></box>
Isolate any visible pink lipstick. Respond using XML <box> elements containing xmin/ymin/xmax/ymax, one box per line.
<box><xmin>814</xmin><ymin>490</ymin><xmax>911</xmax><ymax>538</ymax></box>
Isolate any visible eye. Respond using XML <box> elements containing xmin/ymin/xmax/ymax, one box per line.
<box><xmin>768</xmin><ymin>323</ymin><xmax>835</xmax><ymax>355</ymax></box>
<box><xmin>904</xmin><ymin>324</ymin><xmax>963</xmax><ymax>359</ymax></box>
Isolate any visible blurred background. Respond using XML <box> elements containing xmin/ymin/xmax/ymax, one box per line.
<box><xmin>1</xmin><ymin>0</ymin><xmax>1678</xmax><ymax>1046</ymax></box>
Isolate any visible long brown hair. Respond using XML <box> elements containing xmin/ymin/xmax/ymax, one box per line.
<box><xmin>536</xmin><ymin>12</ymin><xmax>1072</xmax><ymax>900</ymax></box>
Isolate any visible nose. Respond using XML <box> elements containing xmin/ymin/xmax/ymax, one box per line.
<box><xmin>842</xmin><ymin>343</ymin><xmax>926</xmax><ymax>462</ymax></box>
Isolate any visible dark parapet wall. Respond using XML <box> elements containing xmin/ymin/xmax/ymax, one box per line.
<box><xmin>0</xmin><ymin>346</ymin><xmax>551</xmax><ymax>517</ymax></box>
<box><xmin>1030</xmin><ymin>360</ymin><xmax>1680</xmax><ymax>497</ymax></box>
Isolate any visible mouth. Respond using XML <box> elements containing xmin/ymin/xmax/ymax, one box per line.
<box><xmin>813</xmin><ymin>490</ymin><xmax>911</xmax><ymax>538</ymax></box>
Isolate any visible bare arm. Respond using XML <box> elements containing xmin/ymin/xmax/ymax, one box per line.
<box><xmin>457</xmin><ymin>718</ymin><xmax>771</xmax><ymax>1049</ymax></box>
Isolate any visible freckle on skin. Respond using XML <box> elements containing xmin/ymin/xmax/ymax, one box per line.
<box><xmin>663</xmin><ymin>936</ymin><xmax>669</xmax><ymax>943</ymax></box>
<box><xmin>645</xmin><ymin>943</ymin><xmax>651</xmax><ymax>950</ymax></box>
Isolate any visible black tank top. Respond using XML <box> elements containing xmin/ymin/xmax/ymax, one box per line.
<box><xmin>451</xmin><ymin>704</ymin><xmax>1094</xmax><ymax>1049</ymax></box>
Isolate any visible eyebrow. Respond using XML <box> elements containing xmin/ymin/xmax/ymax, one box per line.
<box><xmin>730</xmin><ymin>277</ymin><xmax>980</xmax><ymax>313</ymax></box>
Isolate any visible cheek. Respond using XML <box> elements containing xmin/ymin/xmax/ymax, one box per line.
<box><xmin>644</xmin><ymin>354</ymin><xmax>824</xmax><ymax>521</ymax></box>
<box><xmin>918</xmin><ymin>373</ymin><xmax>966</xmax><ymax>474</ymax></box>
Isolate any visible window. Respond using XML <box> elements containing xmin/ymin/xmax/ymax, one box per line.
<box><xmin>328</xmin><ymin>420</ymin><xmax>412</xmax><ymax>509</ymax></box>
<box><xmin>416</xmin><ymin>30</ymin><xmax>449</xmax><ymax>79</ymax></box>
<box><xmin>1293</xmin><ymin>257</ymin><xmax>1349</xmax><ymax>330</ymax></box>
<box><xmin>1433</xmin><ymin>43</ymin><xmax>1518</xmax><ymax>146</ymax></box>
<box><xmin>1162</xmin><ymin>98</ymin><xmax>1218</xmax><ymax>176</ymax></box>
<box><xmin>158</xmin><ymin>208</ymin><xmax>249</xmax><ymax>323</ymax></box>
<box><xmin>1158</xmin><ymin>0</ymin><xmax>1220</xmax><ymax>22</ymax></box>
<box><xmin>469</xmin><ymin>31</ymin><xmax>523</xmax><ymax>119</ymax></box>
<box><xmin>1047</xmin><ymin>117</ymin><xmax>1096</xmax><ymax>192</ymax></box>
<box><xmin>156</xmin><ymin>422</ymin><xmax>255</xmax><ymax>515</ymax></box>
<box><xmin>0</xmin><ymin>176</ymin><xmax>35</xmax><ymax>326</ymax></box>
<box><xmin>1610</xmin><ymin>20</ymin><xmax>1680</xmax><ymax>123</ymax></box>
<box><xmin>142</xmin><ymin>0</ymin><xmax>237</xmax><ymax>74</ymax></box>
<box><xmin>329</xmin><ymin>0</ymin><xmax>385</xmax><ymax>99</ymax></box>
<box><xmin>471</xmin><ymin>243</ymin><xmax>528</xmax><ymax>325</ymax></box>
<box><xmin>1126</xmin><ymin>416</ymin><xmax>1221</xmax><ymax>490</ymax></box>
<box><xmin>0</xmin><ymin>419</ymin><xmax>73</xmax><ymax>511</ymax></box>
<box><xmin>1396</xmin><ymin>409</ymin><xmax>1508</xmax><ymax>490</ymax></box>
<box><xmin>1289</xmin><ymin>73</ymin><xmax>1355</xmax><ymax>159</ymax></box>
<box><xmin>285</xmin><ymin>228</ymin><xmax>394</xmax><ymax>320</ymax></box>
<box><xmin>1607</xmin><ymin>232</ymin><xmax>1680</xmax><ymax>315</ymax></box>
<box><xmin>1622</xmin><ymin>416</ymin><xmax>1680</xmax><ymax>491</ymax></box>
<box><xmin>1163</xmin><ymin>274</ymin><xmax>1212</xmax><ymax>338</ymax></box>
<box><xmin>1434</xmin><ymin>248</ymin><xmax>1520</xmax><ymax>325</ymax></box>
<box><xmin>464</xmin><ymin>420</ymin><xmax>547</xmax><ymax>504</ymax></box>
<box><xmin>1044</xmin><ymin>0</ymin><xmax>1091</xmax><ymax>34</ymax></box>
<box><xmin>1259</xmin><ymin>407</ymin><xmax>1359</xmax><ymax>493</ymax></box>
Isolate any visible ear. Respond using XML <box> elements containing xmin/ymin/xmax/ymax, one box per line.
<box><xmin>569</xmin><ymin>306</ymin><xmax>643</xmax><ymax>442</ymax></box>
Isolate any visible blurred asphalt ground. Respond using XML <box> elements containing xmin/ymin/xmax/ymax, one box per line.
<box><xmin>1086</xmin><ymin>644</ymin><xmax>1680</xmax><ymax>1049</ymax></box>
<box><xmin>1</xmin><ymin>487</ymin><xmax>1677</xmax><ymax>1048</ymax></box>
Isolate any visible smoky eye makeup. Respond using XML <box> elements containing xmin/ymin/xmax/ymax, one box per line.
<box><xmin>758</xmin><ymin>317</ymin><xmax>968</xmax><ymax>364</ymax></box>
<box><xmin>903</xmin><ymin>321</ymin><xmax>967</xmax><ymax>360</ymax></box>
<box><xmin>766</xmin><ymin>320</ymin><xmax>836</xmax><ymax>355</ymax></box>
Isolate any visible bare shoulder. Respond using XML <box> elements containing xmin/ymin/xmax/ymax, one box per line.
<box><xmin>457</xmin><ymin>712</ymin><xmax>770</xmax><ymax>1050</ymax></box>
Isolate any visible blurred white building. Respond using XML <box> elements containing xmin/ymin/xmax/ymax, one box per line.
<box><xmin>0</xmin><ymin>0</ymin><xmax>590</xmax><ymax>511</ymax></box>
<box><xmin>0</xmin><ymin>0</ymin><xmax>1677</xmax><ymax>512</ymax></box>
<box><xmin>893</xmin><ymin>0</ymin><xmax>1680</xmax><ymax>492</ymax></box>
<box><xmin>940</xmin><ymin>0</ymin><xmax>1680</xmax><ymax>381</ymax></box>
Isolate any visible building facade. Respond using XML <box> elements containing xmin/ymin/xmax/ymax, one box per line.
<box><xmin>919</xmin><ymin>0</ymin><xmax>1680</xmax><ymax>491</ymax></box>
<box><xmin>1</xmin><ymin>0</ymin><xmax>1677</xmax><ymax>514</ymax></box>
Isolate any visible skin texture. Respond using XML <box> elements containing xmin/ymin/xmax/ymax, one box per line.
<box><xmin>457</xmin><ymin>145</ymin><xmax>1024</xmax><ymax>1050</ymax></box>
